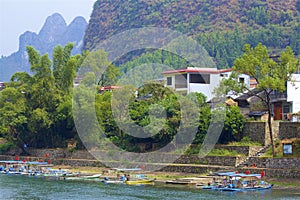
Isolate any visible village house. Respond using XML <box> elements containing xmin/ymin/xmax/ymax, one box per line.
<box><xmin>0</xmin><ymin>82</ymin><xmax>4</xmax><ymax>91</ymax></box>
<box><xmin>162</xmin><ymin>67</ymin><xmax>250</xmax><ymax>102</ymax></box>
<box><xmin>268</xmin><ymin>72</ymin><xmax>300</xmax><ymax>121</ymax></box>
<box><xmin>230</xmin><ymin>71</ymin><xmax>300</xmax><ymax>121</ymax></box>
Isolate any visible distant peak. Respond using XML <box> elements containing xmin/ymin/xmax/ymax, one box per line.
<box><xmin>38</xmin><ymin>13</ymin><xmax>67</xmax><ymax>41</ymax></box>
<box><xmin>49</xmin><ymin>13</ymin><xmax>65</xmax><ymax>20</ymax></box>
<box><xmin>70</xmin><ymin>16</ymin><xmax>88</xmax><ymax>26</ymax></box>
<box><xmin>44</xmin><ymin>13</ymin><xmax>66</xmax><ymax>26</ymax></box>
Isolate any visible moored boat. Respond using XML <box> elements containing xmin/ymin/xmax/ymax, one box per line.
<box><xmin>65</xmin><ymin>174</ymin><xmax>102</xmax><ymax>181</ymax></box>
<box><xmin>201</xmin><ymin>171</ymin><xmax>273</xmax><ymax>192</ymax></box>
<box><xmin>125</xmin><ymin>179</ymin><xmax>155</xmax><ymax>185</ymax></box>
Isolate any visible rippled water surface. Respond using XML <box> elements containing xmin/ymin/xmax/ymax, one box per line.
<box><xmin>0</xmin><ymin>175</ymin><xmax>300</xmax><ymax>200</ymax></box>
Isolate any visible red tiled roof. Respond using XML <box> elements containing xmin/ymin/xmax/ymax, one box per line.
<box><xmin>162</xmin><ymin>68</ymin><xmax>232</xmax><ymax>75</ymax></box>
<box><xmin>99</xmin><ymin>85</ymin><xmax>121</xmax><ymax>91</ymax></box>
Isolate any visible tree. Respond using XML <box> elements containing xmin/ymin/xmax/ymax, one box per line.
<box><xmin>223</xmin><ymin>43</ymin><xmax>298</xmax><ymax>157</ymax></box>
<box><xmin>1</xmin><ymin>43</ymin><xmax>84</xmax><ymax>148</ymax></box>
<box><xmin>219</xmin><ymin>105</ymin><xmax>245</xmax><ymax>143</ymax></box>
<box><xmin>79</xmin><ymin>49</ymin><xmax>119</xmax><ymax>86</ymax></box>
<box><xmin>0</xmin><ymin>87</ymin><xmax>27</xmax><ymax>145</ymax></box>
<box><xmin>53</xmin><ymin>43</ymin><xmax>81</xmax><ymax>94</ymax></box>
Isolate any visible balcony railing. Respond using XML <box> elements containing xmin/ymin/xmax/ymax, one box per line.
<box><xmin>270</xmin><ymin>92</ymin><xmax>287</xmax><ymax>102</ymax></box>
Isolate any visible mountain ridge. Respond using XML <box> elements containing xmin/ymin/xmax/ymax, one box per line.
<box><xmin>83</xmin><ymin>0</ymin><xmax>300</xmax><ymax>69</ymax></box>
<box><xmin>0</xmin><ymin>13</ymin><xmax>88</xmax><ymax>81</ymax></box>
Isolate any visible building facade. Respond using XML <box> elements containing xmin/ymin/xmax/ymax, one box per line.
<box><xmin>163</xmin><ymin>67</ymin><xmax>250</xmax><ymax>101</ymax></box>
<box><xmin>270</xmin><ymin>73</ymin><xmax>300</xmax><ymax>121</ymax></box>
<box><xmin>0</xmin><ymin>82</ymin><xmax>4</xmax><ymax>91</ymax></box>
<box><xmin>287</xmin><ymin>73</ymin><xmax>300</xmax><ymax>114</ymax></box>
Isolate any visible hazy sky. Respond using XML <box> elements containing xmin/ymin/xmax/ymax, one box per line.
<box><xmin>0</xmin><ymin>0</ymin><xmax>96</xmax><ymax>56</ymax></box>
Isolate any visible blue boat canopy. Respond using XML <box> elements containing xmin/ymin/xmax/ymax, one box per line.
<box><xmin>0</xmin><ymin>160</ymin><xmax>49</xmax><ymax>165</ymax></box>
<box><xmin>214</xmin><ymin>171</ymin><xmax>261</xmax><ymax>178</ymax></box>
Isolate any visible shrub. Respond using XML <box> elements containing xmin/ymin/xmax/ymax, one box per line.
<box><xmin>0</xmin><ymin>141</ymin><xmax>15</xmax><ymax>152</ymax></box>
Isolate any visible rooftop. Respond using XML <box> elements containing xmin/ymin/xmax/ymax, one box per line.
<box><xmin>162</xmin><ymin>67</ymin><xmax>232</xmax><ymax>75</ymax></box>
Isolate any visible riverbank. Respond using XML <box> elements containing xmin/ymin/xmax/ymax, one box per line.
<box><xmin>53</xmin><ymin>165</ymin><xmax>300</xmax><ymax>190</ymax></box>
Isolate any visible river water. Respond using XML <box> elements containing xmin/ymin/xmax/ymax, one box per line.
<box><xmin>0</xmin><ymin>175</ymin><xmax>299</xmax><ymax>200</ymax></box>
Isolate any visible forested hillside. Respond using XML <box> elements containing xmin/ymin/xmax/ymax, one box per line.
<box><xmin>84</xmin><ymin>0</ymin><xmax>300</xmax><ymax>69</ymax></box>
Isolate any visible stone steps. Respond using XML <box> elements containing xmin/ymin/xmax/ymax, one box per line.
<box><xmin>235</xmin><ymin>144</ymin><xmax>272</xmax><ymax>168</ymax></box>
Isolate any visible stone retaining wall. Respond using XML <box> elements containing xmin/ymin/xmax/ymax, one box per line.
<box><xmin>26</xmin><ymin>149</ymin><xmax>94</xmax><ymax>160</ymax></box>
<box><xmin>175</xmin><ymin>155</ymin><xmax>238</xmax><ymax>166</ymax></box>
<box><xmin>238</xmin><ymin>168</ymin><xmax>300</xmax><ymax>178</ymax></box>
<box><xmin>242</xmin><ymin>121</ymin><xmax>280</xmax><ymax>146</ymax></box>
<box><xmin>4</xmin><ymin>149</ymin><xmax>299</xmax><ymax>171</ymax></box>
<box><xmin>1</xmin><ymin>154</ymin><xmax>299</xmax><ymax>178</ymax></box>
<box><xmin>247</xmin><ymin>157</ymin><xmax>300</xmax><ymax>169</ymax></box>
<box><xmin>279</xmin><ymin>122</ymin><xmax>300</xmax><ymax>139</ymax></box>
<box><xmin>243</xmin><ymin>122</ymin><xmax>267</xmax><ymax>145</ymax></box>
<box><xmin>24</xmin><ymin>149</ymin><xmax>240</xmax><ymax>167</ymax></box>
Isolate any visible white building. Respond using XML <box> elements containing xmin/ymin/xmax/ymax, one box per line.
<box><xmin>0</xmin><ymin>82</ymin><xmax>4</xmax><ymax>91</ymax></box>
<box><xmin>163</xmin><ymin>67</ymin><xmax>250</xmax><ymax>101</ymax></box>
<box><xmin>287</xmin><ymin>73</ymin><xmax>300</xmax><ymax>113</ymax></box>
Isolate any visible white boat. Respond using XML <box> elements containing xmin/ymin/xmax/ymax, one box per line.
<box><xmin>65</xmin><ymin>174</ymin><xmax>102</xmax><ymax>181</ymax></box>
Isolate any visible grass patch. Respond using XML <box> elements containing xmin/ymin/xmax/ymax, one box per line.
<box><xmin>184</xmin><ymin>144</ymin><xmax>201</xmax><ymax>155</ymax></box>
<box><xmin>228</xmin><ymin>136</ymin><xmax>262</xmax><ymax>147</ymax></box>
<box><xmin>0</xmin><ymin>140</ymin><xmax>15</xmax><ymax>153</ymax></box>
<box><xmin>207</xmin><ymin>148</ymin><xmax>244</xmax><ymax>156</ymax></box>
<box><xmin>270</xmin><ymin>179</ymin><xmax>300</xmax><ymax>188</ymax></box>
<box><xmin>228</xmin><ymin>141</ymin><xmax>262</xmax><ymax>147</ymax></box>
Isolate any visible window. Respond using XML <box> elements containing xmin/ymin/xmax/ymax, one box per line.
<box><xmin>175</xmin><ymin>74</ymin><xmax>187</xmax><ymax>88</ymax></box>
<box><xmin>189</xmin><ymin>74</ymin><xmax>210</xmax><ymax>84</ymax></box>
<box><xmin>283</xmin><ymin>105</ymin><xmax>290</xmax><ymax>113</ymax></box>
<box><xmin>239</xmin><ymin>77</ymin><xmax>245</xmax><ymax>84</ymax></box>
<box><xmin>167</xmin><ymin>77</ymin><xmax>172</xmax><ymax>85</ymax></box>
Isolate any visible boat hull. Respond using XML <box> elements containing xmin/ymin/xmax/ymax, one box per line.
<box><xmin>201</xmin><ymin>184</ymin><xmax>273</xmax><ymax>192</ymax></box>
<box><xmin>125</xmin><ymin>179</ymin><xmax>155</xmax><ymax>185</ymax></box>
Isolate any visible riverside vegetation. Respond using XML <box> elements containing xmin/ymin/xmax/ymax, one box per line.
<box><xmin>0</xmin><ymin>42</ymin><xmax>299</xmax><ymax>157</ymax></box>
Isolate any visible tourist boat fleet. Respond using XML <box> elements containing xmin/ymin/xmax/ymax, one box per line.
<box><xmin>0</xmin><ymin>160</ymin><xmax>155</xmax><ymax>185</ymax></box>
<box><xmin>0</xmin><ymin>160</ymin><xmax>273</xmax><ymax>190</ymax></box>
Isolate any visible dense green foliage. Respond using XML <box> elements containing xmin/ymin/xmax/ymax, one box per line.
<box><xmin>85</xmin><ymin>0</ymin><xmax>300</xmax><ymax>72</ymax></box>
<box><xmin>0</xmin><ymin>44</ymin><xmax>84</xmax><ymax>148</ymax></box>
<box><xmin>93</xmin><ymin>84</ymin><xmax>244</xmax><ymax>153</ymax></box>
<box><xmin>218</xmin><ymin>106</ymin><xmax>246</xmax><ymax>144</ymax></box>
<box><xmin>0</xmin><ymin>45</ymin><xmax>246</xmax><ymax>150</ymax></box>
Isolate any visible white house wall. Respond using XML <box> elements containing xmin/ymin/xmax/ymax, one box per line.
<box><xmin>220</xmin><ymin>72</ymin><xmax>250</xmax><ymax>88</ymax></box>
<box><xmin>189</xmin><ymin>73</ymin><xmax>220</xmax><ymax>101</ymax></box>
<box><xmin>238</xmin><ymin>74</ymin><xmax>251</xmax><ymax>88</ymax></box>
<box><xmin>189</xmin><ymin>83</ymin><xmax>214</xmax><ymax>100</ymax></box>
<box><xmin>287</xmin><ymin>74</ymin><xmax>300</xmax><ymax>113</ymax></box>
